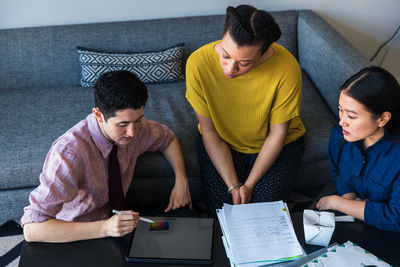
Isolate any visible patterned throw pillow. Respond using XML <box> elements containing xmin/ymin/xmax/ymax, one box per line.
<box><xmin>77</xmin><ymin>44</ymin><xmax>185</xmax><ymax>87</ymax></box>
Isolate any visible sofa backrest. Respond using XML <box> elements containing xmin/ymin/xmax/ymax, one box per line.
<box><xmin>0</xmin><ymin>11</ymin><xmax>299</xmax><ymax>89</ymax></box>
<box><xmin>298</xmin><ymin>10</ymin><xmax>371</xmax><ymax>116</ymax></box>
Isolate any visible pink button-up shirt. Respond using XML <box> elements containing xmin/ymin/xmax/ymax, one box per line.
<box><xmin>21</xmin><ymin>113</ymin><xmax>173</xmax><ymax>226</ymax></box>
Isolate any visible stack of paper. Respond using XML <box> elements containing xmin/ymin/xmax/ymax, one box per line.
<box><xmin>217</xmin><ymin>201</ymin><xmax>304</xmax><ymax>266</ymax></box>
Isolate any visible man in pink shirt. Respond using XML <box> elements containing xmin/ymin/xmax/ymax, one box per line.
<box><xmin>21</xmin><ymin>70</ymin><xmax>192</xmax><ymax>242</ymax></box>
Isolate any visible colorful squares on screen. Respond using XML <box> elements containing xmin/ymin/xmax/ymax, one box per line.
<box><xmin>150</xmin><ymin>221</ymin><xmax>170</xmax><ymax>231</ymax></box>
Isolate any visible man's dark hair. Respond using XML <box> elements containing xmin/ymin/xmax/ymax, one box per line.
<box><xmin>341</xmin><ymin>66</ymin><xmax>400</xmax><ymax>135</ymax></box>
<box><xmin>223</xmin><ymin>5</ymin><xmax>281</xmax><ymax>55</ymax></box>
<box><xmin>94</xmin><ymin>70</ymin><xmax>148</xmax><ymax>121</ymax></box>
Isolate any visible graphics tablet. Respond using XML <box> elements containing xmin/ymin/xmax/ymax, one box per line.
<box><xmin>126</xmin><ymin>216</ymin><xmax>215</xmax><ymax>265</ymax></box>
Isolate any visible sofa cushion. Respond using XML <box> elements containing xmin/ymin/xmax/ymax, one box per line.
<box><xmin>295</xmin><ymin>72</ymin><xmax>337</xmax><ymax>187</ymax></box>
<box><xmin>300</xmin><ymin>71</ymin><xmax>337</xmax><ymax>164</ymax></box>
<box><xmin>134</xmin><ymin>81</ymin><xmax>200</xmax><ymax>178</ymax></box>
<box><xmin>0</xmin><ymin>86</ymin><xmax>94</xmax><ymax>190</ymax></box>
<box><xmin>77</xmin><ymin>44</ymin><xmax>185</xmax><ymax>87</ymax></box>
<box><xmin>0</xmin><ymin>187</ymin><xmax>33</xmax><ymax>221</ymax></box>
<box><xmin>297</xmin><ymin>159</ymin><xmax>331</xmax><ymax>187</ymax></box>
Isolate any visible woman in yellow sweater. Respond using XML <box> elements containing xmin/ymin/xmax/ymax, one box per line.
<box><xmin>186</xmin><ymin>5</ymin><xmax>305</xmax><ymax>212</ymax></box>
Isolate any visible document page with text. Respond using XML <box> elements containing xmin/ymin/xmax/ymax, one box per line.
<box><xmin>221</xmin><ymin>201</ymin><xmax>303</xmax><ymax>265</ymax></box>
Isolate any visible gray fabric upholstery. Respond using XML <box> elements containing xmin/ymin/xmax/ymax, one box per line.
<box><xmin>297</xmin><ymin>159</ymin><xmax>331</xmax><ymax>187</ymax></box>
<box><xmin>134</xmin><ymin>82</ymin><xmax>200</xmax><ymax>178</ymax></box>
<box><xmin>0</xmin><ymin>10</ymin><xmax>370</xmax><ymax>221</ymax></box>
<box><xmin>0</xmin><ymin>187</ymin><xmax>33</xmax><ymax>221</ymax></box>
<box><xmin>297</xmin><ymin>71</ymin><xmax>336</xmax><ymax>187</ymax></box>
<box><xmin>298</xmin><ymin>10</ymin><xmax>371</xmax><ymax>116</ymax></box>
<box><xmin>0</xmin><ymin>86</ymin><xmax>93</xmax><ymax>189</ymax></box>
<box><xmin>300</xmin><ymin>71</ymin><xmax>337</xmax><ymax>165</ymax></box>
<box><xmin>0</xmin><ymin>11</ymin><xmax>298</xmax><ymax>90</ymax></box>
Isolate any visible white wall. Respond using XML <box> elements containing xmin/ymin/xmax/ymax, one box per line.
<box><xmin>1</xmin><ymin>0</ymin><xmax>399</xmax><ymax>81</ymax></box>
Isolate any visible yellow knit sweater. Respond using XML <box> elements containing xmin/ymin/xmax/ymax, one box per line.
<box><xmin>186</xmin><ymin>41</ymin><xmax>305</xmax><ymax>154</ymax></box>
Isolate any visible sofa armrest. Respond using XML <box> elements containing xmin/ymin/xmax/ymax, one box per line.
<box><xmin>298</xmin><ymin>10</ymin><xmax>371</xmax><ymax>117</ymax></box>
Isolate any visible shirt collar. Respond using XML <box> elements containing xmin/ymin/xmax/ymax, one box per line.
<box><xmin>87</xmin><ymin>113</ymin><xmax>114</xmax><ymax>158</ymax></box>
<box><xmin>365</xmin><ymin>134</ymin><xmax>395</xmax><ymax>155</ymax></box>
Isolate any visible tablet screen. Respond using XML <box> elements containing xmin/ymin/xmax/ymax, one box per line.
<box><xmin>126</xmin><ymin>216</ymin><xmax>214</xmax><ymax>264</ymax></box>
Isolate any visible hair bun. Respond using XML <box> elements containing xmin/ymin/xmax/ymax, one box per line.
<box><xmin>223</xmin><ymin>5</ymin><xmax>281</xmax><ymax>54</ymax></box>
<box><xmin>252</xmin><ymin>11</ymin><xmax>281</xmax><ymax>42</ymax></box>
<box><xmin>226</xmin><ymin>6</ymin><xmax>241</xmax><ymax>24</ymax></box>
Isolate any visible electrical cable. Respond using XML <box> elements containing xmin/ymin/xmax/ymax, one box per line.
<box><xmin>370</xmin><ymin>24</ymin><xmax>400</xmax><ymax>61</ymax></box>
<box><xmin>377</xmin><ymin>35</ymin><xmax>399</xmax><ymax>66</ymax></box>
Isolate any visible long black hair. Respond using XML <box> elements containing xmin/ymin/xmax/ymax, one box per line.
<box><xmin>223</xmin><ymin>5</ymin><xmax>281</xmax><ymax>55</ymax></box>
<box><xmin>340</xmin><ymin>66</ymin><xmax>400</xmax><ymax>135</ymax></box>
<box><xmin>336</xmin><ymin>66</ymin><xmax>400</xmax><ymax>179</ymax></box>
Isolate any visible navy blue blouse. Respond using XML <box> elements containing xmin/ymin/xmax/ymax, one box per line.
<box><xmin>329</xmin><ymin>123</ymin><xmax>400</xmax><ymax>231</ymax></box>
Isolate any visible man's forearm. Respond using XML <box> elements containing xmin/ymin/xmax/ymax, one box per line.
<box><xmin>162</xmin><ymin>135</ymin><xmax>187</xmax><ymax>179</ymax></box>
<box><xmin>24</xmin><ymin>219</ymin><xmax>107</xmax><ymax>243</ymax></box>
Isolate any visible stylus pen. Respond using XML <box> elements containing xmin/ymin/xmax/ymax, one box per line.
<box><xmin>112</xmin><ymin>209</ymin><xmax>155</xmax><ymax>223</ymax></box>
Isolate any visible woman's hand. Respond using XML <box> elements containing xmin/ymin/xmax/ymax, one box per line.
<box><xmin>231</xmin><ymin>187</ymin><xmax>241</xmax><ymax>205</ymax></box>
<box><xmin>316</xmin><ymin>195</ymin><xmax>366</xmax><ymax>221</ymax></box>
<box><xmin>316</xmin><ymin>195</ymin><xmax>340</xmax><ymax>210</ymax></box>
<box><xmin>239</xmin><ymin>184</ymin><xmax>253</xmax><ymax>204</ymax></box>
<box><xmin>342</xmin><ymin>192</ymin><xmax>358</xmax><ymax>200</ymax></box>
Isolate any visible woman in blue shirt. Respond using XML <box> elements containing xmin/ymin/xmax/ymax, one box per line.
<box><xmin>316</xmin><ymin>66</ymin><xmax>400</xmax><ymax>231</ymax></box>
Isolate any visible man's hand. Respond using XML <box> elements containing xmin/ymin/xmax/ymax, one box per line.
<box><xmin>103</xmin><ymin>210</ymin><xmax>139</xmax><ymax>237</ymax></box>
<box><xmin>165</xmin><ymin>178</ymin><xmax>192</xmax><ymax>212</ymax></box>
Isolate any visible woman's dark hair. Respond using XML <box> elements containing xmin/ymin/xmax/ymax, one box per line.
<box><xmin>223</xmin><ymin>5</ymin><xmax>281</xmax><ymax>55</ymax></box>
<box><xmin>340</xmin><ymin>66</ymin><xmax>400</xmax><ymax>135</ymax></box>
<box><xmin>94</xmin><ymin>70</ymin><xmax>148</xmax><ymax>121</ymax></box>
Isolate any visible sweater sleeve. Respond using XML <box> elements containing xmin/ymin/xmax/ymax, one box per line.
<box><xmin>185</xmin><ymin>51</ymin><xmax>211</xmax><ymax>118</ymax></box>
<box><xmin>269</xmin><ymin>58</ymin><xmax>302</xmax><ymax>125</ymax></box>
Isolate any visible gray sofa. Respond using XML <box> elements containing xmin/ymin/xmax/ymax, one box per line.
<box><xmin>0</xmin><ymin>10</ymin><xmax>370</xmax><ymax>222</ymax></box>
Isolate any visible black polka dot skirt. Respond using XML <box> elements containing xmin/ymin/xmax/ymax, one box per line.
<box><xmin>197</xmin><ymin>133</ymin><xmax>304</xmax><ymax>212</ymax></box>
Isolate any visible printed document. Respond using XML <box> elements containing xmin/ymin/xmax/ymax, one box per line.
<box><xmin>217</xmin><ymin>201</ymin><xmax>303</xmax><ymax>266</ymax></box>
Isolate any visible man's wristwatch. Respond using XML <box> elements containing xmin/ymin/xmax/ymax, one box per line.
<box><xmin>227</xmin><ymin>183</ymin><xmax>243</xmax><ymax>193</ymax></box>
